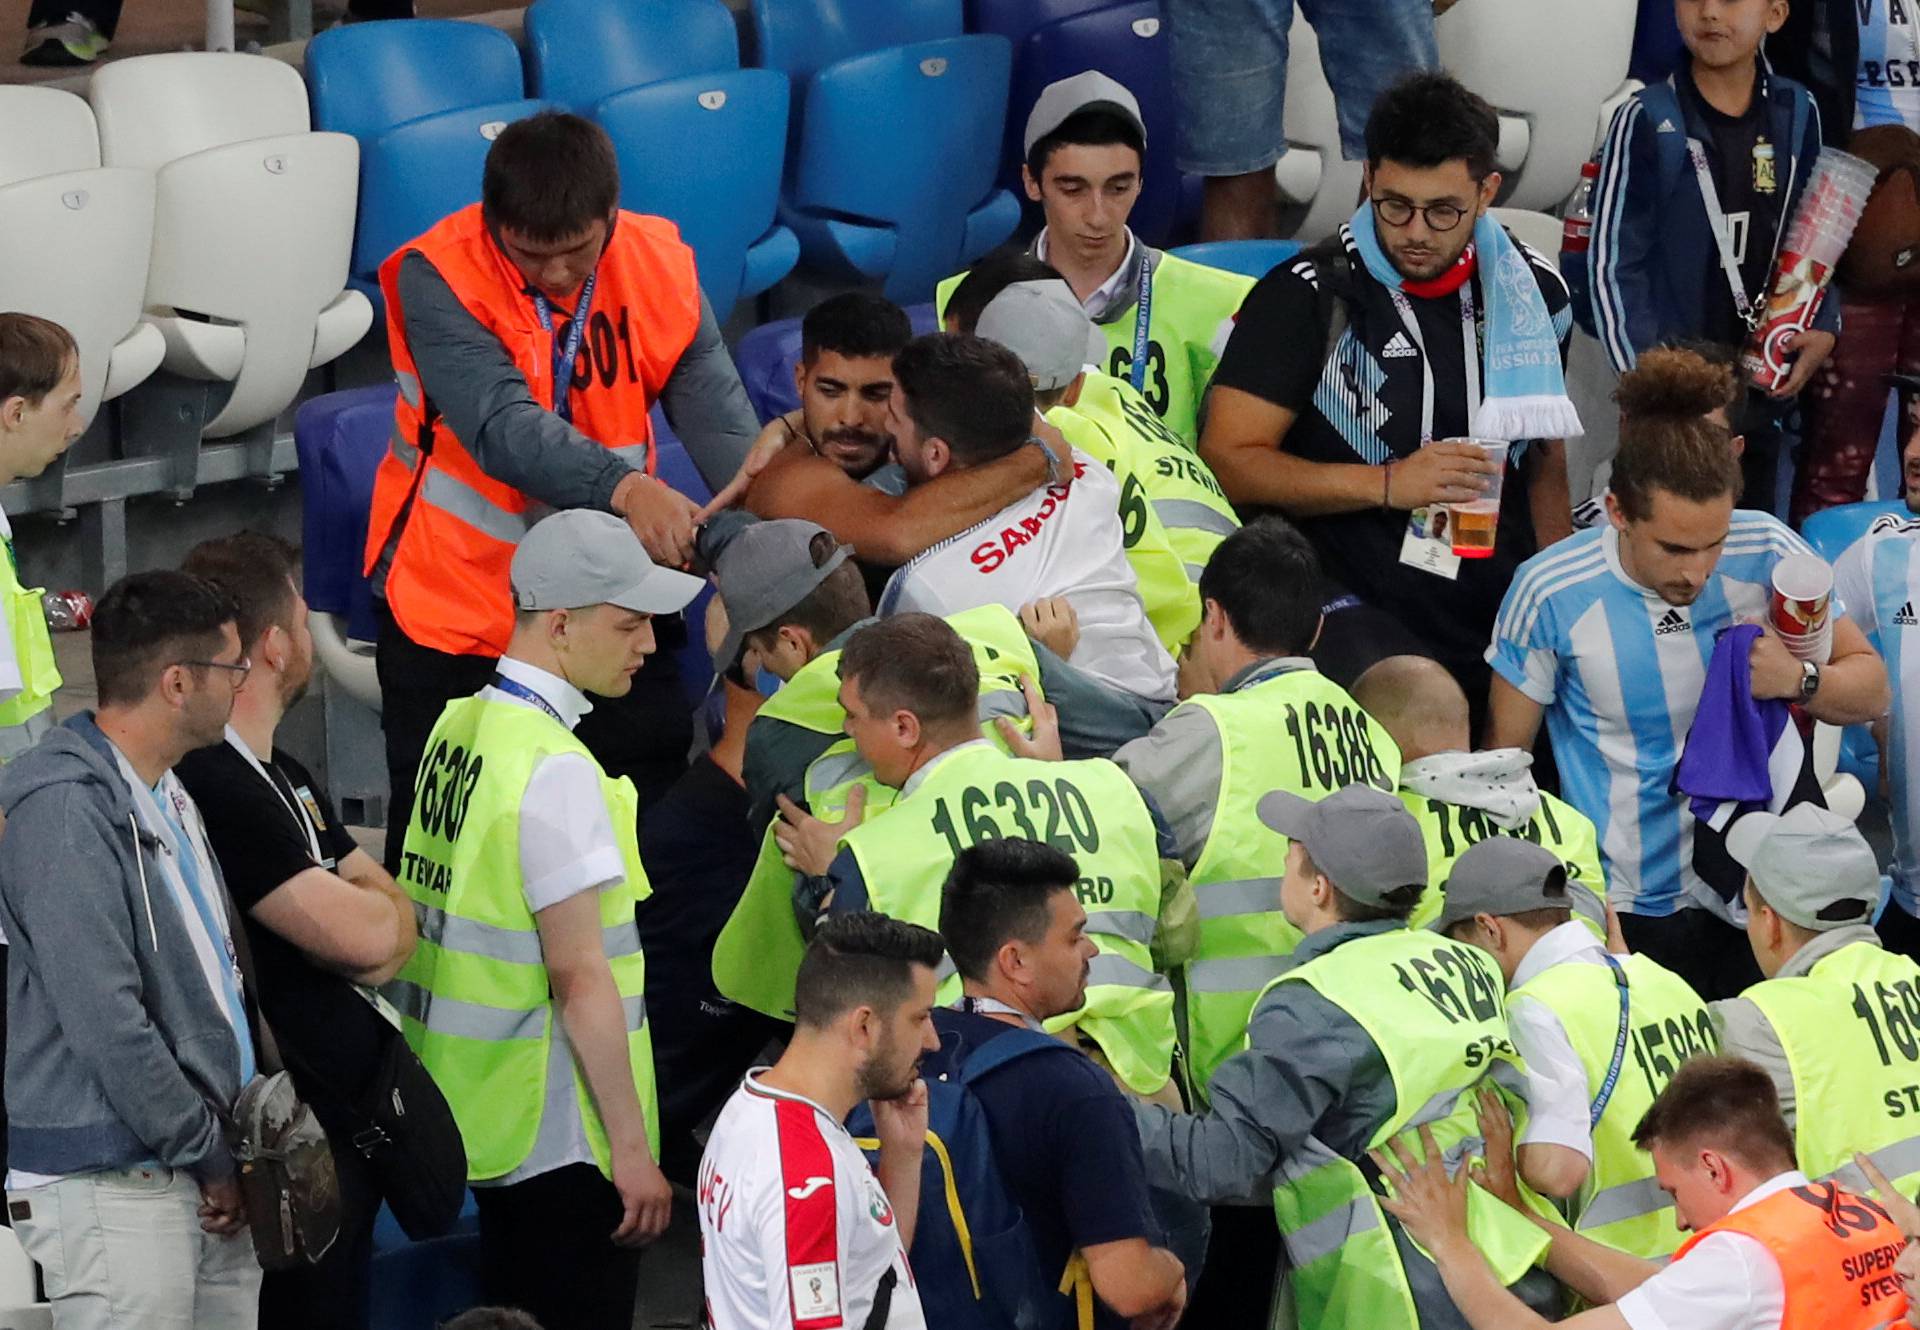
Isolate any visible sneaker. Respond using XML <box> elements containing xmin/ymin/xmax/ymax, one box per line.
<box><xmin>20</xmin><ymin>12</ymin><xmax>109</xmax><ymax>66</ymax></box>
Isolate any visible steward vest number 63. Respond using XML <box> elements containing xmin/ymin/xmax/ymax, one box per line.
<box><xmin>930</xmin><ymin>778</ymin><xmax>1102</xmax><ymax>858</ymax></box>
<box><xmin>416</xmin><ymin>739</ymin><xmax>485</xmax><ymax>842</ymax></box>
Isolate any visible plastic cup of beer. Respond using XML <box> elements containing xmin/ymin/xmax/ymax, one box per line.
<box><xmin>1446</xmin><ymin>438</ymin><xmax>1510</xmax><ymax>559</ymax></box>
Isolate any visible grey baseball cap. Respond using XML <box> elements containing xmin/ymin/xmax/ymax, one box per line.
<box><xmin>1256</xmin><ymin>784</ymin><xmax>1428</xmax><ymax>906</ymax></box>
<box><xmin>510</xmin><ymin>509</ymin><xmax>702</xmax><ymax>614</ymax></box>
<box><xmin>976</xmin><ymin>280</ymin><xmax>1108</xmax><ymax>392</ymax></box>
<box><xmin>1726</xmin><ymin>803</ymin><xmax>1880</xmax><ymax>931</ymax></box>
<box><xmin>1023</xmin><ymin>71</ymin><xmax>1147</xmax><ymax>157</ymax></box>
<box><xmin>711</xmin><ymin>518</ymin><xmax>853</xmax><ymax>672</ymax></box>
<box><xmin>1429</xmin><ymin>839</ymin><xmax>1570</xmax><ymax>934</ymax></box>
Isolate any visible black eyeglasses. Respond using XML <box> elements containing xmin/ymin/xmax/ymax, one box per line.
<box><xmin>180</xmin><ymin>657</ymin><xmax>251</xmax><ymax>683</ymax></box>
<box><xmin>1371</xmin><ymin>196</ymin><xmax>1469</xmax><ymax>232</ymax></box>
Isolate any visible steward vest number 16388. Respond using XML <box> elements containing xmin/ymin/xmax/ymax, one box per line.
<box><xmin>1284</xmin><ymin>700</ymin><xmax>1392</xmax><ymax>792</ymax></box>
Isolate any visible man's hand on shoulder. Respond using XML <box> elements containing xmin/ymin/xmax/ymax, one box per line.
<box><xmin>700</xmin><ymin>413</ymin><xmax>801</xmax><ymax>519</ymax></box>
<box><xmin>612</xmin><ymin>472</ymin><xmax>700</xmax><ymax>567</ymax></box>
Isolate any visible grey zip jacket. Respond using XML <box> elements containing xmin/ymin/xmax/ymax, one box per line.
<box><xmin>0</xmin><ymin>714</ymin><xmax>242</xmax><ymax>1182</ymax></box>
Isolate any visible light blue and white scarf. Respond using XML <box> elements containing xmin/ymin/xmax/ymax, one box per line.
<box><xmin>1350</xmin><ymin>203</ymin><xmax>1584</xmax><ymax>442</ymax></box>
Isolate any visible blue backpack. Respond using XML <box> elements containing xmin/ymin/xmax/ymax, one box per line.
<box><xmin>846</xmin><ymin>1021</ymin><xmax>1088</xmax><ymax>1330</ymax></box>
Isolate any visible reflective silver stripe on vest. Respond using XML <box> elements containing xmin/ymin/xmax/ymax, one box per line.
<box><xmin>386</xmin><ymin>981</ymin><xmax>647</xmax><ymax>1041</ymax></box>
<box><xmin>0</xmin><ymin>707</ymin><xmax>54</xmax><ymax>761</ymax></box>
<box><xmin>396</xmin><ymin>370</ymin><xmax>423</xmax><ymax>411</ymax></box>
<box><xmin>805</xmin><ymin>751</ymin><xmax>873</xmax><ymax>800</ymax></box>
<box><xmin>1193</xmin><ymin>877</ymin><xmax>1280</xmax><ymax>920</ymax></box>
<box><xmin>1186</xmin><ymin>954</ymin><xmax>1289</xmax><ymax>993</ymax></box>
<box><xmin>1086</xmin><ymin>910</ymin><xmax>1159</xmax><ymax>948</ymax></box>
<box><xmin>978</xmin><ymin>688</ymin><xmax>1028</xmax><ymax>724</ymax></box>
<box><xmin>1823</xmin><ymin>1134</ymin><xmax>1920</xmax><ymax>1195</ymax></box>
<box><xmin>385</xmin><ymin>979</ymin><xmax>548</xmax><ymax>1042</ymax></box>
<box><xmin>415</xmin><ymin>903</ymin><xmax>643</xmax><ymax>966</ymax></box>
<box><xmin>611</xmin><ymin>443</ymin><xmax>649</xmax><ymax>468</ymax></box>
<box><xmin>1184</xmin><ymin>563</ymin><xmax>1207</xmax><ymax>582</ymax></box>
<box><xmin>1152</xmin><ymin>498</ymin><xmax>1238</xmax><ymax>538</ymax></box>
<box><xmin>392</xmin><ymin>427</ymin><xmax>420</xmax><ymax>470</ymax></box>
<box><xmin>1088</xmin><ymin>952</ymin><xmax>1172</xmax><ymax>992</ymax></box>
<box><xmin>1282</xmin><ymin>1195</ymin><xmax>1382</xmax><ymax>1267</ymax></box>
<box><xmin>420</xmin><ymin>468</ymin><xmax>530</xmax><ymax>544</ymax></box>
<box><xmin>1576</xmin><ymin>1175</ymin><xmax>1671</xmax><ymax>1232</ymax></box>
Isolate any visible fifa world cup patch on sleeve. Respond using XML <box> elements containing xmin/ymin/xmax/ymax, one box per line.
<box><xmin>790</xmin><ymin>1261</ymin><xmax>841</xmax><ymax>1321</ymax></box>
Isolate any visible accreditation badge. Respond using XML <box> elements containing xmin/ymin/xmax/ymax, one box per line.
<box><xmin>1753</xmin><ymin>138</ymin><xmax>1776</xmax><ymax>194</ymax></box>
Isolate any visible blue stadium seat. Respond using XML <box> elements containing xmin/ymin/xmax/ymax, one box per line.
<box><xmin>305</xmin><ymin>20</ymin><xmax>524</xmax><ymax>151</ymax></box>
<box><xmin>1168</xmin><ymin>238</ymin><xmax>1303</xmax><ymax>280</ymax></box>
<box><xmin>732</xmin><ymin>302</ymin><xmax>938</xmax><ymax>424</ymax></box>
<box><xmin>353</xmin><ymin>99</ymin><xmax>552</xmax><ymax>297</ymax></box>
<box><xmin>1013</xmin><ymin>1</ymin><xmax>1195</xmax><ymax>246</ymax></box>
<box><xmin>750</xmin><ymin>0</ymin><xmax>961</xmax><ymax>87</ymax></box>
<box><xmin>597</xmin><ymin>69</ymin><xmax>796</xmax><ymax>319</ymax></box>
<box><xmin>1801</xmin><ymin>499</ymin><xmax>1906</xmax><ymax>788</ymax></box>
<box><xmin>525</xmin><ymin>0</ymin><xmax>739</xmax><ymax>111</ymax></box>
<box><xmin>370</xmin><ymin>1196</ymin><xmax>483</xmax><ymax>1330</ymax></box>
<box><xmin>967</xmin><ymin>0</ymin><xmax>1111</xmax><ymax>54</ymax></box>
<box><xmin>294</xmin><ymin>384</ymin><xmax>397</xmax><ymax>644</ymax></box>
<box><xmin>1801</xmin><ymin>500</ymin><xmax>1906</xmax><ymax>566</ymax></box>
<box><xmin>783</xmin><ymin>36</ymin><xmax>1019</xmax><ymax>301</ymax></box>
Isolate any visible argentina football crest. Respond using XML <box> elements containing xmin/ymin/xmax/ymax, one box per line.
<box><xmin>1312</xmin><ymin>328</ymin><xmax>1393</xmax><ymax>464</ymax></box>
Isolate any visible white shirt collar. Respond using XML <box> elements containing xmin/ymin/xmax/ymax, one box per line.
<box><xmin>1512</xmin><ymin>919</ymin><xmax>1611</xmax><ymax>991</ymax></box>
<box><xmin>901</xmin><ymin>738</ymin><xmax>991</xmax><ymax>799</ymax></box>
<box><xmin>1036</xmin><ymin>227</ymin><xmax>1137</xmax><ymax>319</ymax></box>
<box><xmin>1729</xmin><ymin>1170</ymin><xmax>1810</xmax><ymax>1214</ymax></box>
<box><xmin>493</xmin><ymin>656</ymin><xmax>593</xmax><ymax>730</ymax></box>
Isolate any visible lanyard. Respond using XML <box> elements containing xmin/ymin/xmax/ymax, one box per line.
<box><xmin>531</xmin><ymin>272</ymin><xmax>597</xmax><ymax>424</ymax></box>
<box><xmin>1589</xmin><ymin>952</ymin><xmax>1632</xmax><ymax>1129</ymax></box>
<box><xmin>1127</xmin><ymin>251</ymin><xmax>1153</xmax><ymax>394</ymax></box>
<box><xmin>1384</xmin><ymin>281</ymin><xmax>1481</xmax><ymax>446</ymax></box>
<box><xmin>224</xmin><ymin>726</ymin><xmax>325</xmax><ymax>865</ymax></box>
<box><xmin>489</xmin><ymin>671</ymin><xmax>567</xmax><ymax>726</ymax></box>
<box><xmin>957</xmin><ymin>995</ymin><xmax>1046</xmax><ymax>1033</ymax></box>
<box><xmin>1684</xmin><ymin>138</ymin><xmax>1767</xmax><ymax>332</ymax></box>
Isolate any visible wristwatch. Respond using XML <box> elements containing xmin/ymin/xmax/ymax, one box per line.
<box><xmin>1797</xmin><ymin>658</ymin><xmax>1821</xmax><ymax>704</ymax></box>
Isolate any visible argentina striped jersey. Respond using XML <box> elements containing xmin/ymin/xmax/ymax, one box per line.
<box><xmin>1486</xmin><ymin>513</ymin><xmax>1812</xmax><ymax>916</ymax></box>
<box><xmin>1836</xmin><ymin>512</ymin><xmax>1920</xmax><ymax>914</ymax></box>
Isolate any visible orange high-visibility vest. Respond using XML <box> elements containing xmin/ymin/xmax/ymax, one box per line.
<box><xmin>365</xmin><ymin>204</ymin><xmax>701</xmax><ymax>656</ymax></box>
<box><xmin>1672</xmin><ymin>1180</ymin><xmax>1910</xmax><ymax>1330</ymax></box>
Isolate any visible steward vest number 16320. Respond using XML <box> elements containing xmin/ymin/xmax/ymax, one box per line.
<box><xmin>930</xmin><ymin>777</ymin><xmax>1101</xmax><ymax>858</ymax></box>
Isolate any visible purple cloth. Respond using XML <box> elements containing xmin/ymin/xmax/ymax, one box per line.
<box><xmin>1675</xmin><ymin>623</ymin><xmax>1792</xmax><ymax>811</ymax></box>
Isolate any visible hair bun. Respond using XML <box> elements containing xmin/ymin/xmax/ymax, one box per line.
<box><xmin>1614</xmin><ymin>346</ymin><xmax>1738</xmax><ymax>422</ymax></box>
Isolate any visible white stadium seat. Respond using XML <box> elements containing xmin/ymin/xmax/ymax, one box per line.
<box><xmin>0</xmin><ymin>86</ymin><xmax>164</xmax><ymax>427</ymax></box>
<box><xmin>1439</xmin><ymin>0</ymin><xmax>1637</xmax><ymax>213</ymax></box>
<box><xmin>1272</xmin><ymin>13</ymin><xmax>1365</xmax><ymax>245</ymax></box>
<box><xmin>91</xmin><ymin>54</ymin><xmax>372</xmax><ymax>438</ymax></box>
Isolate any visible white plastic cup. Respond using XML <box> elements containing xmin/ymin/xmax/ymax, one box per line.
<box><xmin>1445</xmin><ymin>438</ymin><xmax>1509</xmax><ymax>560</ymax></box>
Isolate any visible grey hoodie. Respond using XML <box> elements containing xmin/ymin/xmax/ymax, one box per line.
<box><xmin>0</xmin><ymin>714</ymin><xmax>242</xmax><ymax>1182</ymax></box>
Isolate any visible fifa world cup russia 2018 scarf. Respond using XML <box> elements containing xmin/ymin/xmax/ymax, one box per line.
<box><xmin>1350</xmin><ymin>203</ymin><xmax>1585</xmax><ymax>443</ymax></box>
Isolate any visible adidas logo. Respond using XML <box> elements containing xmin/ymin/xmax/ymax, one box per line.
<box><xmin>1897</xmin><ymin>601</ymin><xmax>1918</xmax><ymax>627</ymax></box>
<box><xmin>1656</xmin><ymin>118</ymin><xmax>1679</xmax><ymax>133</ymax></box>
<box><xmin>1382</xmin><ymin>331</ymin><xmax>1418</xmax><ymax>359</ymax></box>
<box><xmin>1654</xmin><ymin>608</ymin><xmax>1690</xmax><ymax>636</ymax></box>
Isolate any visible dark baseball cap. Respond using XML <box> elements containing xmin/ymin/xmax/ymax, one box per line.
<box><xmin>1256</xmin><ymin>784</ymin><xmax>1427</xmax><ymax>906</ymax></box>
<box><xmin>1429</xmin><ymin>838</ymin><xmax>1570</xmax><ymax>934</ymax></box>
<box><xmin>710</xmin><ymin>518</ymin><xmax>852</xmax><ymax>672</ymax></box>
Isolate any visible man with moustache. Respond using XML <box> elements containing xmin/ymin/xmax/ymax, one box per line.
<box><xmin>715</xmin><ymin>294</ymin><xmax>1074</xmax><ymax>569</ymax></box>
<box><xmin>175</xmin><ymin>532</ymin><xmax>418</xmax><ymax>1330</ymax></box>
<box><xmin>1834</xmin><ymin>384</ymin><xmax>1920</xmax><ymax>959</ymax></box>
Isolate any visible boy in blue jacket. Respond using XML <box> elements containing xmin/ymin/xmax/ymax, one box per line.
<box><xmin>1588</xmin><ymin>0</ymin><xmax>1837</xmax><ymax>509</ymax></box>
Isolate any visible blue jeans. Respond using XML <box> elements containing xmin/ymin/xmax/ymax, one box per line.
<box><xmin>1166</xmin><ymin>0</ymin><xmax>1438</xmax><ymax>175</ymax></box>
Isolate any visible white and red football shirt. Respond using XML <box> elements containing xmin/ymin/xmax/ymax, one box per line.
<box><xmin>698</xmin><ymin>1071</ymin><xmax>926</xmax><ymax>1330</ymax></box>
<box><xmin>877</xmin><ymin>449</ymin><xmax>1178</xmax><ymax>703</ymax></box>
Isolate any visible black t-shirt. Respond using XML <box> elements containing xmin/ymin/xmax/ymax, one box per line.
<box><xmin>636</xmin><ymin>752</ymin><xmax>784</xmax><ymax>1183</ymax></box>
<box><xmin>1678</xmin><ymin>65</ymin><xmax>1782</xmax><ymax>349</ymax></box>
<box><xmin>1212</xmin><ymin>231</ymin><xmax>1571</xmax><ymax>677</ymax></box>
<box><xmin>175</xmin><ymin>741</ymin><xmax>391</xmax><ymax>1121</ymax></box>
<box><xmin>933</xmin><ymin>1008</ymin><xmax>1160</xmax><ymax>1330</ymax></box>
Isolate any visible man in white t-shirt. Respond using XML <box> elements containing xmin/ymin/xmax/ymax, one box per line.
<box><xmin>877</xmin><ymin>333</ymin><xmax>1177</xmax><ymax>703</ymax></box>
<box><xmin>700</xmin><ymin>912</ymin><xmax>940</xmax><ymax>1330</ymax></box>
<box><xmin>1373</xmin><ymin>1055</ymin><xmax>1911</xmax><ymax>1330</ymax></box>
